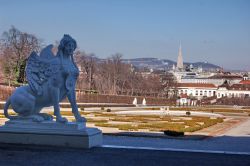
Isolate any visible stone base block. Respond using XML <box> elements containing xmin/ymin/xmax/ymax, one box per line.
<box><xmin>0</xmin><ymin>120</ymin><xmax>102</xmax><ymax>148</ymax></box>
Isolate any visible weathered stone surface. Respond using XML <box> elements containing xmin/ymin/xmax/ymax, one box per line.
<box><xmin>1</xmin><ymin>35</ymin><xmax>102</xmax><ymax>148</ymax></box>
<box><xmin>4</xmin><ymin>34</ymin><xmax>85</xmax><ymax>123</ymax></box>
<box><xmin>0</xmin><ymin>120</ymin><xmax>102</xmax><ymax>148</ymax></box>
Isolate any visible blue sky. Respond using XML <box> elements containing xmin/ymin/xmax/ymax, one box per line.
<box><xmin>0</xmin><ymin>0</ymin><xmax>249</xmax><ymax>70</ymax></box>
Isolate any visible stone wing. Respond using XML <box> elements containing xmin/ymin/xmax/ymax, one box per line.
<box><xmin>40</xmin><ymin>44</ymin><xmax>55</xmax><ymax>60</ymax></box>
<box><xmin>26</xmin><ymin>51</ymin><xmax>55</xmax><ymax>96</ymax></box>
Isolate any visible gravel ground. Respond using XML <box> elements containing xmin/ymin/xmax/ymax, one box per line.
<box><xmin>115</xmin><ymin>110</ymin><xmax>223</xmax><ymax>117</ymax></box>
<box><xmin>0</xmin><ymin>145</ymin><xmax>249</xmax><ymax>166</ymax></box>
<box><xmin>103</xmin><ymin>135</ymin><xmax>250</xmax><ymax>153</ymax></box>
<box><xmin>222</xmin><ymin>117</ymin><xmax>250</xmax><ymax>136</ymax></box>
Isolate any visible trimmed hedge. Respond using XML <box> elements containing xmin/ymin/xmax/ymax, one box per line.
<box><xmin>163</xmin><ymin>130</ymin><xmax>184</xmax><ymax>137</ymax></box>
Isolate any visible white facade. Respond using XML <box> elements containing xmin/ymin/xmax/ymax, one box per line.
<box><xmin>216</xmin><ymin>88</ymin><xmax>250</xmax><ymax>98</ymax></box>
<box><xmin>180</xmin><ymin>77</ymin><xmax>242</xmax><ymax>86</ymax></box>
<box><xmin>176</xmin><ymin>83</ymin><xmax>250</xmax><ymax>99</ymax></box>
<box><xmin>177</xmin><ymin>84</ymin><xmax>217</xmax><ymax>100</ymax></box>
<box><xmin>177</xmin><ymin>98</ymin><xmax>191</xmax><ymax>105</ymax></box>
<box><xmin>172</xmin><ymin>71</ymin><xmax>198</xmax><ymax>83</ymax></box>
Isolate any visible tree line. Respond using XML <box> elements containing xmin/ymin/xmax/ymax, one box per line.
<box><xmin>0</xmin><ymin>26</ymin><xmax>177</xmax><ymax>98</ymax></box>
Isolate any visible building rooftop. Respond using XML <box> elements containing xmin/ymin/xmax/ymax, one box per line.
<box><xmin>243</xmin><ymin>73</ymin><xmax>249</xmax><ymax>77</ymax></box>
<box><xmin>208</xmin><ymin>74</ymin><xmax>243</xmax><ymax>79</ymax></box>
<box><xmin>239</xmin><ymin>80</ymin><xmax>250</xmax><ymax>85</ymax></box>
<box><xmin>229</xmin><ymin>84</ymin><xmax>250</xmax><ymax>91</ymax></box>
<box><xmin>177</xmin><ymin>83</ymin><xmax>217</xmax><ymax>88</ymax></box>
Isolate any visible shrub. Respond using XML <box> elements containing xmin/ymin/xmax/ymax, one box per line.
<box><xmin>186</xmin><ymin>111</ymin><xmax>191</xmax><ymax>116</ymax></box>
<box><xmin>163</xmin><ymin>130</ymin><xmax>184</xmax><ymax>137</ymax></box>
<box><xmin>106</xmin><ymin>109</ymin><xmax>111</xmax><ymax>112</ymax></box>
<box><xmin>101</xmin><ymin>107</ymin><xmax>105</xmax><ymax>111</ymax></box>
<box><xmin>80</xmin><ymin>107</ymin><xmax>84</xmax><ymax>111</ymax></box>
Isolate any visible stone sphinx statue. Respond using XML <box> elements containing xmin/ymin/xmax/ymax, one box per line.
<box><xmin>4</xmin><ymin>34</ymin><xmax>85</xmax><ymax>123</ymax></box>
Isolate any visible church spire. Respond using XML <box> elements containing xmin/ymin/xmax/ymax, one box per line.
<box><xmin>177</xmin><ymin>42</ymin><xmax>183</xmax><ymax>70</ymax></box>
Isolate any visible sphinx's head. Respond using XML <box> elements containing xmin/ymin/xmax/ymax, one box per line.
<box><xmin>58</xmin><ymin>34</ymin><xmax>77</xmax><ymax>56</ymax></box>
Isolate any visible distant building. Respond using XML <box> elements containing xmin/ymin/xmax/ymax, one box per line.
<box><xmin>239</xmin><ymin>80</ymin><xmax>250</xmax><ymax>85</ymax></box>
<box><xmin>176</xmin><ymin>93</ymin><xmax>191</xmax><ymax>105</ymax></box>
<box><xmin>174</xmin><ymin>78</ymin><xmax>250</xmax><ymax>100</ymax></box>
<box><xmin>179</xmin><ymin>73</ymin><xmax>243</xmax><ymax>86</ymax></box>
<box><xmin>207</xmin><ymin>74</ymin><xmax>243</xmax><ymax>86</ymax></box>
<box><xmin>168</xmin><ymin>44</ymin><xmax>250</xmax><ymax>101</ymax></box>
<box><xmin>171</xmin><ymin>44</ymin><xmax>208</xmax><ymax>83</ymax></box>
<box><xmin>216</xmin><ymin>83</ymin><xmax>250</xmax><ymax>98</ymax></box>
<box><xmin>176</xmin><ymin>43</ymin><xmax>183</xmax><ymax>70</ymax></box>
<box><xmin>176</xmin><ymin>83</ymin><xmax>217</xmax><ymax>100</ymax></box>
<box><xmin>243</xmin><ymin>73</ymin><xmax>249</xmax><ymax>80</ymax></box>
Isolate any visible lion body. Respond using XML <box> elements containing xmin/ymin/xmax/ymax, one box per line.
<box><xmin>4</xmin><ymin>35</ymin><xmax>85</xmax><ymax>123</ymax></box>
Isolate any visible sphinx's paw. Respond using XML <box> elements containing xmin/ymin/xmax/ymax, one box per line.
<box><xmin>56</xmin><ymin>116</ymin><xmax>68</xmax><ymax>123</ymax></box>
<box><xmin>32</xmin><ymin>115</ymin><xmax>45</xmax><ymax>122</ymax></box>
<box><xmin>39</xmin><ymin>113</ymin><xmax>53</xmax><ymax>121</ymax></box>
<box><xmin>76</xmin><ymin>116</ymin><xmax>86</xmax><ymax>123</ymax></box>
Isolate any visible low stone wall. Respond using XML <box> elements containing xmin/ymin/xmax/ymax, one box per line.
<box><xmin>75</xmin><ymin>93</ymin><xmax>175</xmax><ymax>105</ymax></box>
<box><xmin>0</xmin><ymin>86</ymin><xmax>174</xmax><ymax>105</ymax></box>
<box><xmin>0</xmin><ymin>85</ymin><xmax>15</xmax><ymax>101</ymax></box>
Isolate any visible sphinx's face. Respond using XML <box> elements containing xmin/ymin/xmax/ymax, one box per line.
<box><xmin>63</xmin><ymin>42</ymin><xmax>75</xmax><ymax>56</ymax></box>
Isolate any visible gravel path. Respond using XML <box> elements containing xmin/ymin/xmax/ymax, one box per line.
<box><xmin>223</xmin><ymin>118</ymin><xmax>250</xmax><ymax>136</ymax></box>
<box><xmin>0</xmin><ymin>145</ymin><xmax>249</xmax><ymax>166</ymax></box>
<box><xmin>115</xmin><ymin>110</ymin><xmax>223</xmax><ymax>117</ymax></box>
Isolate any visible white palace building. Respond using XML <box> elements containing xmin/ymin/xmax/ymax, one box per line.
<box><xmin>171</xmin><ymin>44</ymin><xmax>250</xmax><ymax>100</ymax></box>
<box><xmin>176</xmin><ymin>80</ymin><xmax>250</xmax><ymax>100</ymax></box>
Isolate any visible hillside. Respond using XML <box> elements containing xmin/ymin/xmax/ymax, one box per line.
<box><xmin>122</xmin><ymin>58</ymin><xmax>220</xmax><ymax>71</ymax></box>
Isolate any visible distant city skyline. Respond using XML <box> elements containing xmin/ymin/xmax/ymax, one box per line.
<box><xmin>0</xmin><ymin>0</ymin><xmax>249</xmax><ymax>70</ymax></box>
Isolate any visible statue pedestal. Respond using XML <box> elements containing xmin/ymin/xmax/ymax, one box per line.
<box><xmin>0</xmin><ymin>120</ymin><xmax>102</xmax><ymax>148</ymax></box>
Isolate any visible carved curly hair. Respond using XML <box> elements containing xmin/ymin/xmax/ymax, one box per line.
<box><xmin>58</xmin><ymin>34</ymin><xmax>77</xmax><ymax>52</ymax></box>
<box><xmin>57</xmin><ymin>34</ymin><xmax>78</xmax><ymax>68</ymax></box>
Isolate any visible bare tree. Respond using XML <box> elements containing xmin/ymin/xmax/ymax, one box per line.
<box><xmin>0</xmin><ymin>26</ymin><xmax>42</xmax><ymax>85</ymax></box>
<box><xmin>0</xmin><ymin>46</ymin><xmax>17</xmax><ymax>86</ymax></box>
<box><xmin>161</xmin><ymin>72</ymin><xmax>178</xmax><ymax>98</ymax></box>
<box><xmin>117</xmin><ymin>63</ymin><xmax>133</xmax><ymax>95</ymax></box>
<box><xmin>97</xmin><ymin>54</ymin><xmax>121</xmax><ymax>94</ymax></box>
<box><xmin>0</xmin><ymin>27</ymin><xmax>170</xmax><ymax>99</ymax></box>
<box><xmin>75</xmin><ymin>51</ymin><xmax>97</xmax><ymax>90</ymax></box>
<box><xmin>109</xmin><ymin>53</ymin><xmax>123</xmax><ymax>94</ymax></box>
<box><xmin>98</xmin><ymin>58</ymin><xmax>114</xmax><ymax>94</ymax></box>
